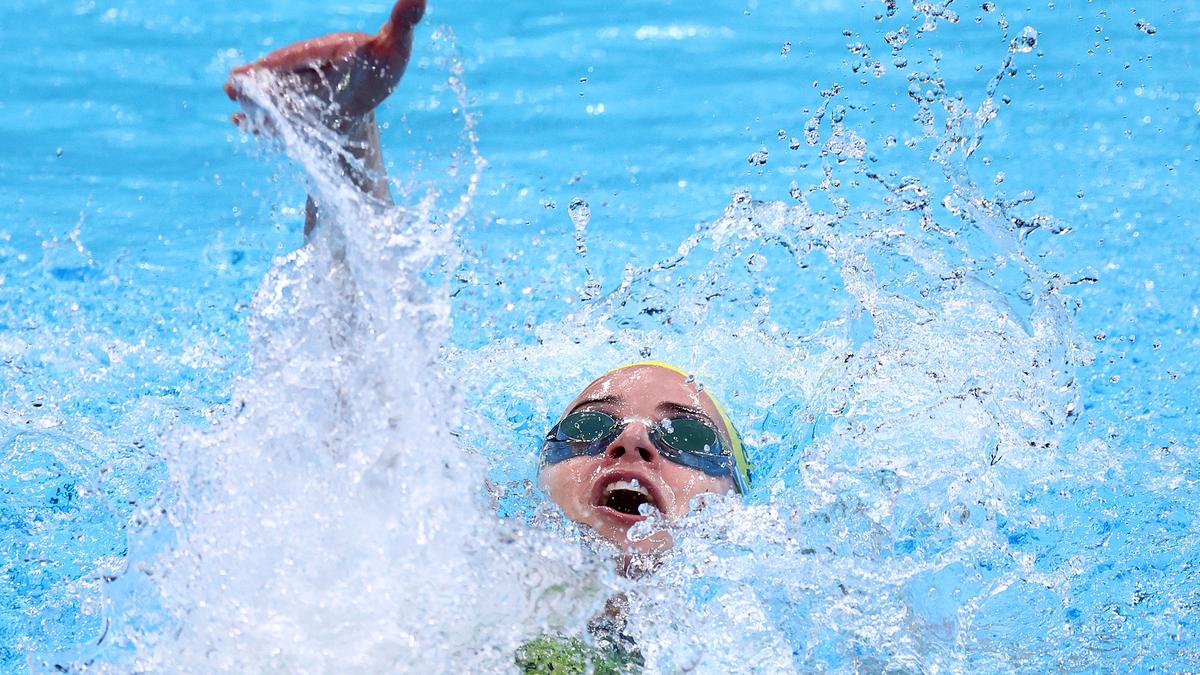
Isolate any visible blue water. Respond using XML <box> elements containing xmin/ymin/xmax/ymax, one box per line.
<box><xmin>2</xmin><ymin>0</ymin><xmax>1198</xmax><ymax>671</ymax></box>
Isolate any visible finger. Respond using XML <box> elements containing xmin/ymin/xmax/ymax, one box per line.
<box><xmin>224</xmin><ymin>77</ymin><xmax>241</xmax><ymax>101</ymax></box>
<box><xmin>230</xmin><ymin>112</ymin><xmax>261</xmax><ymax>135</ymax></box>
<box><xmin>387</xmin><ymin>0</ymin><xmax>426</xmax><ymax>31</ymax></box>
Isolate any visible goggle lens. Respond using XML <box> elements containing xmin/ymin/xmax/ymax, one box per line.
<box><xmin>544</xmin><ymin>411</ymin><xmax>731</xmax><ymax>479</ymax></box>
<box><xmin>556</xmin><ymin>410</ymin><xmax>617</xmax><ymax>443</ymax></box>
<box><xmin>658</xmin><ymin>417</ymin><xmax>722</xmax><ymax>456</ymax></box>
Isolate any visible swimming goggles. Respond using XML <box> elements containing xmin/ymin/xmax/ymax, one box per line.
<box><xmin>542</xmin><ymin>410</ymin><xmax>740</xmax><ymax>486</ymax></box>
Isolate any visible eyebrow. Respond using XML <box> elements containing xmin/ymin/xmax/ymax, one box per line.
<box><xmin>568</xmin><ymin>394</ymin><xmax>622</xmax><ymax>414</ymax></box>
<box><xmin>656</xmin><ymin>400</ymin><xmax>714</xmax><ymax>422</ymax></box>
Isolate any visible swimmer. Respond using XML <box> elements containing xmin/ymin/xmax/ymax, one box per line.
<box><xmin>225</xmin><ymin>3</ymin><xmax>752</xmax><ymax>671</ymax></box>
<box><xmin>224</xmin><ymin>0</ymin><xmax>752</xmax><ymax>560</ymax></box>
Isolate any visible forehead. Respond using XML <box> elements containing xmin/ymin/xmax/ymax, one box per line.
<box><xmin>566</xmin><ymin>365</ymin><xmax>723</xmax><ymax>423</ymax></box>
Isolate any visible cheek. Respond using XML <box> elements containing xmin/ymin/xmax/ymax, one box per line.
<box><xmin>539</xmin><ymin>459</ymin><xmax>599</xmax><ymax>510</ymax></box>
<box><xmin>659</xmin><ymin>465</ymin><xmax>735</xmax><ymax>514</ymax></box>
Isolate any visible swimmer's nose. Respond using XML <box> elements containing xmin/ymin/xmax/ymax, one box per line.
<box><xmin>603</xmin><ymin>421</ymin><xmax>660</xmax><ymax>465</ymax></box>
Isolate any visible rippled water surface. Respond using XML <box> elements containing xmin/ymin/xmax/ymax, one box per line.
<box><xmin>2</xmin><ymin>0</ymin><xmax>1198</xmax><ymax>672</ymax></box>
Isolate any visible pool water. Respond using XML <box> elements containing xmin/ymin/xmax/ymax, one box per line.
<box><xmin>2</xmin><ymin>0</ymin><xmax>1198</xmax><ymax>671</ymax></box>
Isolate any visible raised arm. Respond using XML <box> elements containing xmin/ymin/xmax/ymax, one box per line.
<box><xmin>223</xmin><ymin>0</ymin><xmax>426</xmax><ymax>236</ymax></box>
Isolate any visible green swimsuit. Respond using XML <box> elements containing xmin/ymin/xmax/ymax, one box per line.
<box><xmin>515</xmin><ymin>601</ymin><xmax>643</xmax><ymax>674</ymax></box>
<box><xmin>515</xmin><ymin>635</ymin><xmax>642</xmax><ymax>674</ymax></box>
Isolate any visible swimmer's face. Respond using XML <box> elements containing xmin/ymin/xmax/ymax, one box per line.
<box><xmin>538</xmin><ymin>365</ymin><xmax>736</xmax><ymax>555</ymax></box>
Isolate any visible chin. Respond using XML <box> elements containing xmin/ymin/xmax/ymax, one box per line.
<box><xmin>593</xmin><ymin>519</ymin><xmax>674</xmax><ymax>556</ymax></box>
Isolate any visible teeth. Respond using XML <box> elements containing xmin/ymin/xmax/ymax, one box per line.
<box><xmin>604</xmin><ymin>479</ymin><xmax>649</xmax><ymax>497</ymax></box>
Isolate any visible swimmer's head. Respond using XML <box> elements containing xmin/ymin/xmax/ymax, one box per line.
<box><xmin>538</xmin><ymin>362</ymin><xmax>750</xmax><ymax>555</ymax></box>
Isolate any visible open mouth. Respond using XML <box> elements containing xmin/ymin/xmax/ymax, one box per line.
<box><xmin>604</xmin><ymin>479</ymin><xmax>653</xmax><ymax>515</ymax></box>
<box><xmin>593</xmin><ymin>474</ymin><xmax>662</xmax><ymax>521</ymax></box>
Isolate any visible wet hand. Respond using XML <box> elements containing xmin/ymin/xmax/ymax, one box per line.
<box><xmin>224</xmin><ymin>0</ymin><xmax>426</xmax><ymax>130</ymax></box>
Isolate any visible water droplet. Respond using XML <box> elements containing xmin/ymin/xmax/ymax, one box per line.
<box><xmin>569</xmin><ymin>197</ymin><xmax>591</xmax><ymax>256</ymax></box>
<box><xmin>1010</xmin><ymin>26</ymin><xmax>1038</xmax><ymax>53</ymax></box>
<box><xmin>747</xmin><ymin>148</ymin><xmax>769</xmax><ymax>166</ymax></box>
<box><xmin>789</xmin><ymin>138</ymin><xmax>801</xmax><ymax>150</ymax></box>
<box><xmin>884</xmin><ymin>26</ymin><xmax>909</xmax><ymax>49</ymax></box>
<box><xmin>1135</xmin><ymin>19</ymin><xmax>1157</xmax><ymax>35</ymax></box>
<box><xmin>580</xmin><ymin>273</ymin><xmax>601</xmax><ymax>301</ymax></box>
<box><xmin>780</xmin><ymin>41</ymin><xmax>792</xmax><ymax>56</ymax></box>
<box><xmin>777</xmin><ymin>129</ymin><xmax>788</xmax><ymax>140</ymax></box>
<box><xmin>981</xmin><ymin>1</ymin><xmax>996</xmax><ymax>11</ymax></box>
<box><xmin>804</xmin><ymin>117</ymin><xmax>821</xmax><ymax>145</ymax></box>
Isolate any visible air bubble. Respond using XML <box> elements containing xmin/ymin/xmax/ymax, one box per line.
<box><xmin>1135</xmin><ymin>19</ymin><xmax>1157</xmax><ymax>35</ymax></box>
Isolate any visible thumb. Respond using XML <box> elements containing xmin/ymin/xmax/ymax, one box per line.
<box><xmin>385</xmin><ymin>0</ymin><xmax>426</xmax><ymax>32</ymax></box>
